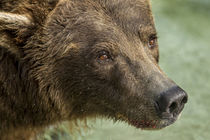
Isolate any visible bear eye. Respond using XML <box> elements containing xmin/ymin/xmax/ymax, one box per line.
<box><xmin>97</xmin><ymin>50</ymin><xmax>111</xmax><ymax>62</ymax></box>
<box><xmin>148</xmin><ymin>35</ymin><xmax>157</xmax><ymax>49</ymax></box>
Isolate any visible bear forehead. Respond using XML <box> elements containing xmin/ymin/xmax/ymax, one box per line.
<box><xmin>45</xmin><ymin>0</ymin><xmax>157</xmax><ymax>53</ymax></box>
<box><xmin>52</xmin><ymin>0</ymin><xmax>156</xmax><ymax>37</ymax></box>
<box><xmin>96</xmin><ymin>0</ymin><xmax>156</xmax><ymax>33</ymax></box>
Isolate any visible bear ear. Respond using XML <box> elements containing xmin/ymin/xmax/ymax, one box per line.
<box><xmin>0</xmin><ymin>12</ymin><xmax>35</xmax><ymax>58</ymax></box>
<box><xmin>0</xmin><ymin>12</ymin><xmax>34</xmax><ymax>31</ymax></box>
<box><xmin>0</xmin><ymin>12</ymin><xmax>35</xmax><ymax>43</ymax></box>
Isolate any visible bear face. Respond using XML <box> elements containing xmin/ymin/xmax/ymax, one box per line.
<box><xmin>0</xmin><ymin>0</ymin><xmax>188</xmax><ymax>136</ymax></box>
<box><xmin>21</xmin><ymin>0</ymin><xmax>187</xmax><ymax>130</ymax></box>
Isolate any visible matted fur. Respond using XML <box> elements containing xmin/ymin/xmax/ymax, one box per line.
<box><xmin>0</xmin><ymin>0</ymin><xmax>187</xmax><ymax>140</ymax></box>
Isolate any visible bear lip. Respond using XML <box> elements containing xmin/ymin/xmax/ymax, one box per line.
<box><xmin>129</xmin><ymin>119</ymin><xmax>159</xmax><ymax>129</ymax></box>
<box><xmin>128</xmin><ymin>117</ymin><xmax>177</xmax><ymax>130</ymax></box>
<box><xmin>115</xmin><ymin>113</ymin><xmax>177</xmax><ymax>130</ymax></box>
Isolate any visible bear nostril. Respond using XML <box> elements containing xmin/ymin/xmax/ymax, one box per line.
<box><xmin>181</xmin><ymin>96</ymin><xmax>188</xmax><ymax>104</ymax></box>
<box><xmin>155</xmin><ymin>86</ymin><xmax>188</xmax><ymax>118</ymax></box>
<box><xmin>169</xmin><ymin>102</ymin><xmax>177</xmax><ymax>113</ymax></box>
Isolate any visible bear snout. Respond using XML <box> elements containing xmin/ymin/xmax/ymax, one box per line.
<box><xmin>155</xmin><ymin>86</ymin><xmax>188</xmax><ymax>119</ymax></box>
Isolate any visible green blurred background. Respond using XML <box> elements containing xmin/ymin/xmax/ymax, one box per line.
<box><xmin>39</xmin><ymin>0</ymin><xmax>210</xmax><ymax>140</ymax></box>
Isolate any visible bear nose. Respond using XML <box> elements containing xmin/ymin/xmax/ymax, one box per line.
<box><xmin>155</xmin><ymin>86</ymin><xmax>188</xmax><ymax>118</ymax></box>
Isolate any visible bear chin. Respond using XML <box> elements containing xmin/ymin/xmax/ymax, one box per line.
<box><xmin>113</xmin><ymin>113</ymin><xmax>178</xmax><ymax>130</ymax></box>
<box><xmin>128</xmin><ymin>118</ymin><xmax>177</xmax><ymax>130</ymax></box>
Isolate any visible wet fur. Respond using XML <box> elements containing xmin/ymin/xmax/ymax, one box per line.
<box><xmin>0</xmin><ymin>0</ymin><xmax>177</xmax><ymax>139</ymax></box>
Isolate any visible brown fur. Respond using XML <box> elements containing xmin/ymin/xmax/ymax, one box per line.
<box><xmin>0</xmin><ymin>0</ymin><xmax>187</xmax><ymax>139</ymax></box>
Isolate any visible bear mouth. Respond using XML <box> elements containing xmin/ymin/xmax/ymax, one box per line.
<box><xmin>128</xmin><ymin>118</ymin><xmax>176</xmax><ymax>130</ymax></box>
<box><xmin>129</xmin><ymin>120</ymin><xmax>160</xmax><ymax>129</ymax></box>
<box><xmin>115</xmin><ymin>113</ymin><xmax>177</xmax><ymax>130</ymax></box>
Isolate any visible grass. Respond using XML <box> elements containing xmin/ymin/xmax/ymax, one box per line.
<box><xmin>40</xmin><ymin>0</ymin><xmax>210</xmax><ymax>139</ymax></box>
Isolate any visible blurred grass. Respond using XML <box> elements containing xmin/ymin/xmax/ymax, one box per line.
<box><xmin>40</xmin><ymin>0</ymin><xmax>210</xmax><ymax>140</ymax></box>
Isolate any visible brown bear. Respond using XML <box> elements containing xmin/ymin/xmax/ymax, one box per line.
<box><xmin>0</xmin><ymin>0</ymin><xmax>188</xmax><ymax>139</ymax></box>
